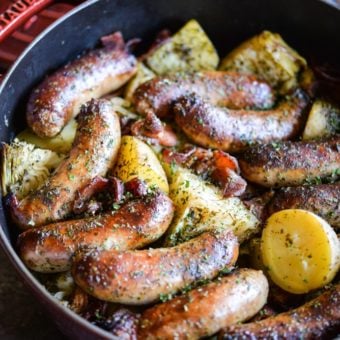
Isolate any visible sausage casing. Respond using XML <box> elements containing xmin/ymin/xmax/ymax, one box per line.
<box><xmin>17</xmin><ymin>192</ymin><xmax>174</xmax><ymax>273</ymax></box>
<box><xmin>72</xmin><ymin>230</ymin><xmax>239</xmax><ymax>305</ymax></box>
<box><xmin>239</xmin><ymin>136</ymin><xmax>340</xmax><ymax>187</ymax></box>
<box><xmin>174</xmin><ymin>91</ymin><xmax>308</xmax><ymax>152</ymax></box>
<box><xmin>27</xmin><ymin>32</ymin><xmax>137</xmax><ymax>137</ymax></box>
<box><xmin>9</xmin><ymin>99</ymin><xmax>121</xmax><ymax>229</ymax></box>
<box><xmin>133</xmin><ymin>71</ymin><xmax>275</xmax><ymax>118</ymax></box>
<box><xmin>219</xmin><ymin>283</ymin><xmax>340</xmax><ymax>340</ymax></box>
<box><xmin>138</xmin><ymin>269</ymin><xmax>268</xmax><ymax>340</ymax></box>
<box><xmin>267</xmin><ymin>183</ymin><xmax>340</xmax><ymax>228</ymax></box>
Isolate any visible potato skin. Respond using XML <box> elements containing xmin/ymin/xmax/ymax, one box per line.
<box><xmin>17</xmin><ymin>191</ymin><xmax>174</xmax><ymax>273</ymax></box>
<box><xmin>267</xmin><ymin>183</ymin><xmax>340</xmax><ymax>228</ymax></box>
<box><xmin>138</xmin><ymin>269</ymin><xmax>268</xmax><ymax>340</ymax></box>
<box><xmin>27</xmin><ymin>33</ymin><xmax>137</xmax><ymax>137</ymax></box>
<box><xmin>133</xmin><ymin>71</ymin><xmax>275</xmax><ymax>118</ymax></box>
<box><xmin>174</xmin><ymin>91</ymin><xmax>308</xmax><ymax>152</ymax></box>
<box><xmin>72</xmin><ymin>230</ymin><xmax>238</xmax><ymax>305</ymax></box>
<box><xmin>239</xmin><ymin>136</ymin><xmax>340</xmax><ymax>187</ymax></box>
<box><xmin>219</xmin><ymin>283</ymin><xmax>340</xmax><ymax>339</ymax></box>
<box><xmin>9</xmin><ymin>99</ymin><xmax>121</xmax><ymax>229</ymax></box>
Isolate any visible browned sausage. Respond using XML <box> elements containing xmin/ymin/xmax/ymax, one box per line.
<box><xmin>132</xmin><ymin>71</ymin><xmax>275</xmax><ymax>118</ymax></box>
<box><xmin>72</xmin><ymin>230</ymin><xmax>239</xmax><ymax>305</ymax></box>
<box><xmin>239</xmin><ymin>136</ymin><xmax>340</xmax><ymax>187</ymax></box>
<box><xmin>27</xmin><ymin>32</ymin><xmax>137</xmax><ymax>137</ymax></box>
<box><xmin>9</xmin><ymin>99</ymin><xmax>121</xmax><ymax>229</ymax></box>
<box><xmin>17</xmin><ymin>191</ymin><xmax>174</xmax><ymax>273</ymax></box>
<box><xmin>219</xmin><ymin>283</ymin><xmax>340</xmax><ymax>339</ymax></box>
<box><xmin>267</xmin><ymin>183</ymin><xmax>340</xmax><ymax>228</ymax></box>
<box><xmin>174</xmin><ymin>91</ymin><xmax>308</xmax><ymax>152</ymax></box>
<box><xmin>138</xmin><ymin>269</ymin><xmax>268</xmax><ymax>340</ymax></box>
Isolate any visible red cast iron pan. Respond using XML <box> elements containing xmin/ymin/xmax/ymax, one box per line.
<box><xmin>0</xmin><ymin>0</ymin><xmax>339</xmax><ymax>338</ymax></box>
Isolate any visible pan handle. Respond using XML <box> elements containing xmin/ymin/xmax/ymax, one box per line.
<box><xmin>0</xmin><ymin>0</ymin><xmax>53</xmax><ymax>44</ymax></box>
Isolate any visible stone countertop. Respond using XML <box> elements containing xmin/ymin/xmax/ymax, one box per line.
<box><xmin>0</xmin><ymin>248</ymin><xmax>67</xmax><ymax>339</ymax></box>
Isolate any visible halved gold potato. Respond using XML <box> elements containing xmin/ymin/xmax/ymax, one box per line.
<box><xmin>113</xmin><ymin>135</ymin><xmax>169</xmax><ymax>193</ymax></box>
<box><xmin>261</xmin><ymin>209</ymin><xmax>340</xmax><ymax>294</ymax></box>
<box><xmin>17</xmin><ymin>118</ymin><xmax>77</xmax><ymax>154</ymax></box>
<box><xmin>303</xmin><ymin>99</ymin><xmax>340</xmax><ymax>140</ymax></box>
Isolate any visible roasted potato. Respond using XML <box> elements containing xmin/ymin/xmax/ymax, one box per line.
<box><xmin>113</xmin><ymin>135</ymin><xmax>169</xmax><ymax>193</ymax></box>
<box><xmin>302</xmin><ymin>99</ymin><xmax>340</xmax><ymax>140</ymax></box>
<box><xmin>17</xmin><ymin>119</ymin><xmax>77</xmax><ymax>154</ymax></box>
<box><xmin>261</xmin><ymin>209</ymin><xmax>340</xmax><ymax>294</ymax></box>
<box><xmin>146</xmin><ymin>19</ymin><xmax>219</xmax><ymax>75</ymax></box>
<box><xmin>164</xmin><ymin>166</ymin><xmax>259</xmax><ymax>245</ymax></box>
<box><xmin>219</xmin><ymin>30</ymin><xmax>307</xmax><ymax>94</ymax></box>
<box><xmin>124</xmin><ymin>62</ymin><xmax>155</xmax><ymax>102</ymax></box>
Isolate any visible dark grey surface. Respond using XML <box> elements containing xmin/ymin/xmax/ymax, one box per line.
<box><xmin>0</xmin><ymin>248</ymin><xmax>66</xmax><ymax>340</ymax></box>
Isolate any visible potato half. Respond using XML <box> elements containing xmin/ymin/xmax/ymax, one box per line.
<box><xmin>113</xmin><ymin>135</ymin><xmax>169</xmax><ymax>193</ymax></box>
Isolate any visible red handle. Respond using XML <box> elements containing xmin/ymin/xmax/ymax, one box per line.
<box><xmin>0</xmin><ymin>0</ymin><xmax>53</xmax><ymax>43</ymax></box>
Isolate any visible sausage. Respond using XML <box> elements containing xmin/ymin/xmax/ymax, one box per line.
<box><xmin>267</xmin><ymin>183</ymin><xmax>340</xmax><ymax>228</ymax></box>
<box><xmin>132</xmin><ymin>71</ymin><xmax>275</xmax><ymax>118</ymax></box>
<box><xmin>174</xmin><ymin>91</ymin><xmax>308</xmax><ymax>152</ymax></box>
<box><xmin>219</xmin><ymin>283</ymin><xmax>340</xmax><ymax>339</ymax></box>
<box><xmin>138</xmin><ymin>269</ymin><xmax>268</xmax><ymax>340</ymax></box>
<box><xmin>9</xmin><ymin>99</ymin><xmax>121</xmax><ymax>229</ymax></box>
<box><xmin>17</xmin><ymin>191</ymin><xmax>174</xmax><ymax>273</ymax></box>
<box><xmin>239</xmin><ymin>136</ymin><xmax>340</xmax><ymax>187</ymax></box>
<box><xmin>72</xmin><ymin>229</ymin><xmax>239</xmax><ymax>305</ymax></box>
<box><xmin>27</xmin><ymin>32</ymin><xmax>137</xmax><ymax>137</ymax></box>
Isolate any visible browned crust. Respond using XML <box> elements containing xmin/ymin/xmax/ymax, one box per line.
<box><xmin>267</xmin><ymin>183</ymin><xmax>340</xmax><ymax>228</ymax></box>
<box><xmin>132</xmin><ymin>71</ymin><xmax>275</xmax><ymax>118</ymax></box>
<box><xmin>239</xmin><ymin>136</ymin><xmax>340</xmax><ymax>187</ymax></box>
<box><xmin>17</xmin><ymin>192</ymin><xmax>174</xmax><ymax>273</ymax></box>
<box><xmin>26</xmin><ymin>33</ymin><xmax>137</xmax><ymax>137</ymax></box>
<box><xmin>10</xmin><ymin>99</ymin><xmax>121</xmax><ymax>229</ymax></box>
<box><xmin>174</xmin><ymin>91</ymin><xmax>308</xmax><ymax>152</ymax></box>
<box><xmin>138</xmin><ymin>269</ymin><xmax>268</xmax><ymax>339</ymax></box>
<box><xmin>72</xmin><ymin>230</ymin><xmax>239</xmax><ymax>305</ymax></box>
<box><xmin>219</xmin><ymin>283</ymin><xmax>340</xmax><ymax>339</ymax></box>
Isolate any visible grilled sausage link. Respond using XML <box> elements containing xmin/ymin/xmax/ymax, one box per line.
<box><xmin>72</xmin><ymin>230</ymin><xmax>239</xmax><ymax>305</ymax></box>
<box><xmin>27</xmin><ymin>32</ymin><xmax>137</xmax><ymax>137</ymax></box>
<box><xmin>138</xmin><ymin>269</ymin><xmax>268</xmax><ymax>340</ymax></box>
<box><xmin>219</xmin><ymin>283</ymin><xmax>340</xmax><ymax>339</ymax></box>
<box><xmin>174</xmin><ymin>91</ymin><xmax>308</xmax><ymax>152</ymax></box>
<box><xmin>239</xmin><ymin>136</ymin><xmax>340</xmax><ymax>187</ymax></box>
<box><xmin>9</xmin><ymin>99</ymin><xmax>121</xmax><ymax>229</ymax></box>
<box><xmin>268</xmin><ymin>183</ymin><xmax>340</xmax><ymax>228</ymax></box>
<box><xmin>17</xmin><ymin>192</ymin><xmax>174</xmax><ymax>273</ymax></box>
<box><xmin>132</xmin><ymin>71</ymin><xmax>275</xmax><ymax>118</ymax></box>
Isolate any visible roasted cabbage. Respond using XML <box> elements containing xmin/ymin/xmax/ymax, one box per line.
<box><xmin>164</xmin><ymin>166</ymin><xmax>259</xmax><ymax>246</ymax></box>
<box><xmin>219</xmin><ymin>30</ymin><xmax>307</xmax><ymax>94</ymax></box>
<box><xmin>1</xmin><ymin>139</ymin><xmax>64</xmax><ymax>199</ymax></box>
<box><xmin>146</xmin><ymin>19</ymin><xmax>219</xmax><ymax>75</ymax></box>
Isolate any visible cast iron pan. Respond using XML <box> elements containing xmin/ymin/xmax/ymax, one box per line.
<box><xmin>0</xmin><ymin>0</ymin><xmax>339</xmax><ymax>338</ymax></box>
